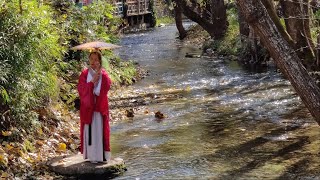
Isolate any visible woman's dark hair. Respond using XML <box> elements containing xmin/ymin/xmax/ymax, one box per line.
<box><xmin>89</xmin><ymin>51</ymin><xmax>102</xmax><ymax>66</ymax></box>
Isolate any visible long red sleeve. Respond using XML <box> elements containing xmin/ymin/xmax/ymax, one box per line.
<box><xmin>77</xmin><ymin>69</ymin><xmax>95</xmax><ymax>124</ymax></box>
<box><xmin>95</xmin><ymin>70</ymin><xmax>112</xmax><ymax>116</ymax></box>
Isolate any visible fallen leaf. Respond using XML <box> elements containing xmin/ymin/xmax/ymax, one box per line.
<box><xmin>37</xmin><ymin>128</ymin><xmax>43</xmax><ymax>136</ymax></box>
<box><xmin>0</xmin><ymin>147</ymin><xmax>5</xmax><ymax>154</ymax></box>
<box><xmin>0</xmin><ymin>154</ymin><xmax>8</xmax><ymax>166</ymax></box>
<box><xmin>5</xmin><ymin>144</ymin><xmax>13</xmax><ymax>151</ymax></box>
<box><xmin>26</xmin><ymin>156</ymin><xmax>34</xmax><ymax>163</ymax></box>
<box><xmin>1</xmin><ymin>131</ymin><xmax>12</xmax><ymax>137</ymax></box>
<box><xmin>36</xmin><ymin>140</ymin><xmax>44</xmax><ymax>146</ymax></box>
<box><xmin>57</xmin><ymin>143</ymin><xmax>66</xmax><ymax>152</ymax></box>
<box><xmin>18</xmin><ymin>149</ymin><xmax>25</xmax><ymax>157</ymax></box>
<box><xmin>1</xmin><ymin>172</ymin><xmax>9</xmax><ymax>178</ymax></box>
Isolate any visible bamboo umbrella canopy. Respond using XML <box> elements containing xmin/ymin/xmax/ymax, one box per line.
<box><xmin>71</xmin><ymin>41</ymin><xmax>121</xmax><ymax>51</ymax></box>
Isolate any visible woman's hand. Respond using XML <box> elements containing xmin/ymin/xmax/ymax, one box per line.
<box><xmin>91</xmin><ymin>69</ymin><xmax>101</xmax><ymax>85</ymax></box>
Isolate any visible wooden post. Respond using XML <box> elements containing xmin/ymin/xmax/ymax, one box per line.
<box><xmin>145</xmin><ymin>0</ymin><xmax>147</xmax><ymax>13</ymax></box>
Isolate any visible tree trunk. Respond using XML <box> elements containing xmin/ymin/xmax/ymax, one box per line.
<box><xmin>236</xmin><ymin>0</ymin><xmax>320</xmax><ymax>123</ymax></box>
<box><xmin>173</xmin><ymin>0</ymin><xmax>228</xmax><ymax>39</ymax></box>
<box><xmin>279</xmin><ymin>0</ymin><xmax>315</xmax><ymax>67</ymax></box>
<box><xmin>317</xmin><ymin>34</ymin><xmax>320</xmax><ymax>70</ymax></box>
<box><xmin>174</xmin><ymin>0</ymin><xmax>215</xmax><ymax>37</ymax></box>
<box><xmin>261</xmin><ymin>0</ymin><xmax>294</xmax><ymax>47</ymax></box>
<box><xmin>249</xmin><ymin>28</ymin><xmax>258</xmax><ymax>64</ymax></box>
<box><xmin>19</xmin><ymin>0</ymin><xmax>23</xmax><ymax>14</ymax></box>
<box><xmin>279</xmin><ymin>0</ymin><xmax>298</xmax><ymax>41</ymax></box>
<box><xmin>210</xmin><ymin>0</ymin><xmax>228</xmax><ymax>39</ymax></box>
<box><xmin>300</xmin><ymin>0</ymin><xmax>316</xmax><ymax>63</ymax></box>
<box><xmin>174</xmin><ymin>4</ymin><xmax>187</xmax><ymax>39</ymax></box>
<box><xmin>236</xmin><ymin>3</ymin><xmax>269</xmax><ymax>69</ymax></box>
<box><xmin>236</xmin><ymin>2</ymin><xmax>249</xmax><ymax>40</ymax></box>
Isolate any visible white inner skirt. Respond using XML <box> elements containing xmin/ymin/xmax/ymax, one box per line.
<box><xmin>83</xmin><ymin>112</ymin><xmax>104</xmax><ymax>162</ymax></box>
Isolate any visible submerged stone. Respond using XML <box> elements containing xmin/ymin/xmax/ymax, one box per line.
<box><xmin>47</xmin><ymin>154</ymin><xmax>126</xmax><ymax>179</ymax></box>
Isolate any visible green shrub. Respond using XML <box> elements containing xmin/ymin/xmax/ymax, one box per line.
<box><xmin>0</xmin><ymin>0</ymin><xmax>135</xmax><ymax>129</ymax></box>
<box><xmin>156</xmin><ymin>16</ymin><xmax>174</xmax><ymax>26</ymax></box>
<box><xmin>212</xmin><ymin>6</ymin><xmax>240</xmax><ymax>56</ymax></box>
<box><xmin>49</xmin><ymin>0</ymin><xmax>120</xmax><ymax>51</ymax></box>
<box><xmin>0</xmin><ymin>1</ymin><xmax>62</xmax><ymax>128</ymax></box>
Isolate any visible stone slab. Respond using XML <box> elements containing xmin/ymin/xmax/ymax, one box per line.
<box><xmin>47</xmin><ymin>154</ymin><xmax>126</xmax><ymax>178</ymax></box>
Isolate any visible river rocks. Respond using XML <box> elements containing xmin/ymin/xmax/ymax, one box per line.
<box><xmin>155</xmin><ymin>111</ymin><xmax>165</xmax><ymax>119</ymax></box>
<box><xmin>47</xmin><ymin>154</ymin><xmax>126</xmax><ymax>179</ymax></box>
<box><xmin>125</xmin><ymin>108</ymin><xmax>134</xmax><ymax>117</ymax></box>
<box><xmin>204</xmin><ymin>48</ymin><xmax>214</xmax><ymax>57</ymax></box>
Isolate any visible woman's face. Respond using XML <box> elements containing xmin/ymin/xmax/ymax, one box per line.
<box><xmin>89</xmin><ymin>53</ymin><xmax>101</xmax><ymax>71</ymax></box>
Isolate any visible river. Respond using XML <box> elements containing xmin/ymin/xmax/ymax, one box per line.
<box><xmin>111</xmin><ymin>24</ymin><xmax>320</xmax><ymax>179</ymax></box>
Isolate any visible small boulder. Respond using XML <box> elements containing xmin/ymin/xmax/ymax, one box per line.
<box><xmin>155</xmin><ymin>111</ymin><xmax>165</xmax><ymax>119</ymax></box>
<box><xmin>185</xmin><ymin>53</ymin><xmax>201</xmax><ymax>58</ymax></box>
<box><xmin>47</xmin><ymin>154</ymin><xmax>126</xmax><ymax>179</ymax></box>
<box><xmin>125</xmin><ymin>108</ymin><xmax>134</xmax><ymax>117</ymax></box>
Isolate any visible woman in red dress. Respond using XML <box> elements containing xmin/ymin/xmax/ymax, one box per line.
<box><xmin>77</xmin><ymin>51</ymin><xmax>112</xmax><ymax>163</ymax></box>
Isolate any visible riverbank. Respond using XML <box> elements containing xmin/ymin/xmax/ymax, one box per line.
<box><xmin>183</xmin><ymin>24</ymin><xmax>210</xmax><ymax>49</ymax></box>
<box><xmin>0</xmin><ymin>23</ymin><xmax>224</xmax><ymax>179</ymax></box>
<box><xmin>0</xmin><ymin>61</ymin><xmax>147</xmax><ymax>179</ymax></box>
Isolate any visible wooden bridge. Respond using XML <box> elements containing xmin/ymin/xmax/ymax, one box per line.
<box><xmin>80</xmin><ymin>0</ymin><xmax>154</xmax><ymax>29</ymax></box>
<box><xmin>113</xmin><ymin>0</ymin><xmax>154</xmax><ymax>29</ymax></box>
<box><xmin>113</xmin><ymin>0</ymin><xmax>151</xmax><ymax>17</ymax></box>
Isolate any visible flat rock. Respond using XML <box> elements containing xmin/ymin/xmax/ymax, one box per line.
<box><xmin>185</xmin><ymin>53</ymin><xmax>201</xmax><ymax>58</ymax></box>
<box><xmin>47</xmin><ymin>154</ymin><xmax>126</xmax><ymax>179</ymax></box>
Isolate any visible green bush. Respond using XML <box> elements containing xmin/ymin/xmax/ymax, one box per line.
<box><xmin>0</xmin><ymin>0</ymin><xmax>135</xmax><ymax>129</ymax></box>
<box><xmin>156</xmin><ymin>16</ymin><xmax>174</xmax><ymax>26</ymax></box>
<box><xmin>103</xmin><ymin>55</ymin><xmax>137</xmax><ymax>86</ymax></box>
<box><xmin>209</xmin><ymin>6</ymin><xmax>240</xmax><ymax>56</ymax></box>
<box><xmin>0</xmin><ymin>1</ymin><xmax>61</xmax><ymax>128</ymax></box>
<box><xmin>49</xmin><ymin>0</ymin><xmax>120</xmax><ymax>52</ymax></box>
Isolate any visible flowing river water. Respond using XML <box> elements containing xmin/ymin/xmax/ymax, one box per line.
<box><xmin>111</xmin><ymin>24</ymin><xmax>320</xmax><ymax>179</ymax></box>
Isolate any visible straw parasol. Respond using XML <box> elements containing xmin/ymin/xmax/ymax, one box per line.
<box><xmin>70</xmin><ymin>41</ymin><xmax>121</xmax><ymax>51</ymax></box>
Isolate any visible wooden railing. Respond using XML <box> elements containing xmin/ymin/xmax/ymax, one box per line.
<box><xmin>114</xmin><ymin>1</ymin><xmax>124</xmax><ymax>17</ymax></box>
<box><xmin>126</xmin><ymin>0</ymin><xmax>150</xmax><ymax>16</ymax></box>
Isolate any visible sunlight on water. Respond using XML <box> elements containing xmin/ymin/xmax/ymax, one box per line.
<box><xmin>112</xmin><ymin>24</ymin><xmax>320</xmax><ymax>179</ymax></box>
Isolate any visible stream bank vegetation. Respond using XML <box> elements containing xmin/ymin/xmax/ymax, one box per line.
<box><xmin>173</xmin><ymin>0</ymin><xmax>320</xmax><ymax>122</ymax></box>
<box><xmin>0</xmin><ymin>0</ymin><xmax>141</xmax><ymax>178</ymax></box>
<box><xmin>153</xmin><ymin>0</ymin><xmax>175</xmax><ymax>26</ymax></box>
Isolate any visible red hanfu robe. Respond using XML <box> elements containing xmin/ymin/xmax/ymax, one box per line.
<box><xmin>77</xmin><ymin>68</ymin><xmax>112</xmax><ymax>153</ymax></box>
